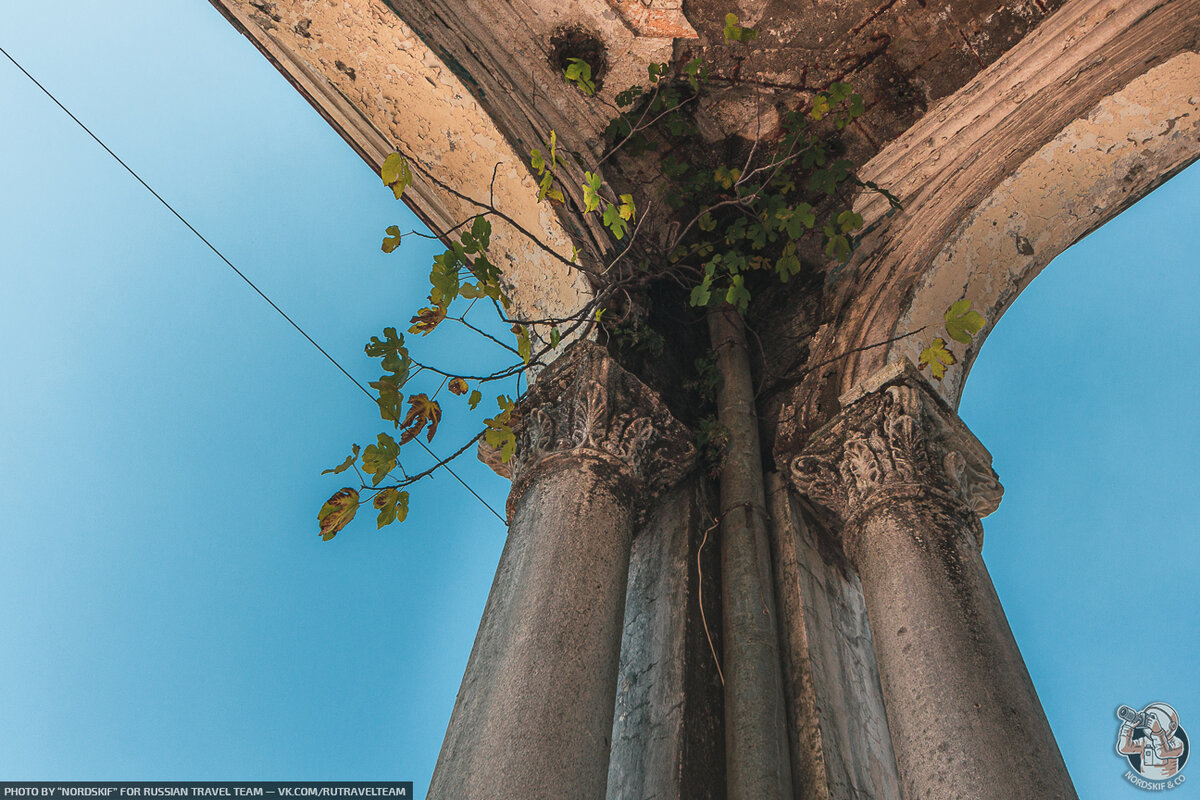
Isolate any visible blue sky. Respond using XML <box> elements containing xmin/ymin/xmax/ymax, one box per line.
<box><xmin>1</xmin><ymin>3</ymin><xmax>1197</xmax><ymax>796</ymax></box>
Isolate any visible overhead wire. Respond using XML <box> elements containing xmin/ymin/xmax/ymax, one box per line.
<box><xmin>0</xmin><ymin>43</ymin><xmax>506</xmax><ymax>524</ymax></box>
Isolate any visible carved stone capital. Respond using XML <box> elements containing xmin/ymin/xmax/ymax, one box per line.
<box><xmin>787</xmin><ymin>361</ymin><xmax>1002</xmax><ymax>545</ymax></box>
<box><xmin>482</xmin><ymin>342</ymin><xmax>696</xmax><ymax>518</ymax></box>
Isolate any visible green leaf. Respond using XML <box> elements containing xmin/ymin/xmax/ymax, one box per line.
<box><xmin>618</xmin><ymin>193</ymin><xmax>636</xmax><ymax>221</ymax></box>
<box><xmin>468</xmin><ymin>389</ymin><xmax>483</xmax><ymax>410</ymax></box>
<box><xmin>471</xmin><ymin>216</ymin><xmax>492</xmax><ymax>250</ymax></box>
<box><xmin>483</xmin><ymin>399</ymin><xmax>517</xmax><ymax>463</ymax></box>
<box><xmin>723</xmin><ymin>13</ymin><xmax>758</xmax><ymax>43</ymax></box>
<box><xmin>380</xmin><ymin>153</ymin><xmax>413</xmax><ymax>199</ymax></box>
<box><xmin>825</xmin><ymin>232</ymin><xmax>852</xmax><ymax>262</ymax></box>
<box><xmin>381</xmin><ymin>225</ymin><xmax>403</xmax><ymax>253</ymax></box>
<box><xmin>714</xmin><ymin>165</ymin><xmax>741</xmax><ymax>189</ymax></box>
<box><xmin>726</xmin><ymin>274</ymin><xmax>751</xmax><ymax>311</ymax></box>
<box><xmin>515</xmin><ymin>325</ymin><xmax>531</xmax><ymax>363</ymax></box>
<box><xmin>783</xmin><ymin>203</ymin><xmax>815</xmax><ymax>238</ymax></box>
<box><xmin>322</xmin><ymin>444</ymin><xmax>361</xmax><ymax>475</ymax></box>
<box><xmin>810</xmin><ymin>95</ymin><xmax>831</xmax><ymax>121</ymax></box>
<box><xmin>370</xmin><ymin>379</ymin><xmax>403</xmax><ymax>424</ymax></box>
<box><xmin>775</xmin><ymin>242</ymin><xmax>801</xmax><ymax>282</ymax></box>
<box><xmin>381</xmin><ymin>153</ymin><xmax>405</xmax><ymax>185</ymax></box>
<box><xmin>944</xmin><ymin>300</ymin><xmax>986</xmax><ymax>344</ymax></box>
<box><xmin>583</xmin><ymin>171</ymin><xmax>602</xmax><ymax>213</ymax></box>
<box><xmin>837</xmin><ymin>210</ymin><xmax>864</xmax><ymax>234</ymax></box>
<box><xmin>537</xmin><ymin>170</ymin><xmax>558</xmax><ymax>203</ymax></box>
<box><xmin>615</xmin><ymin>86</ymin><xmax>644</xmax><ymax>108</ymax></box>
<box><xmin>373</xmin><ymin>487</ymin><xmax>409</xmax><ymax>529</ymax></box>
<box><xmin>603</xmin><ymin>203</ymin><xmax>629</xmax><ymax>239</ymax></box>
<box><xmin>362</xmin><ymin>433</ymin><xmax>400</xmax><ymax>486</ymax></box>
<box><xmin>918</xmin><ymin>337</ymin><xmax>957</xmax><ymax>380</ymax></box>
<box><xmin>563</xmin><ymin>58</ymin><xmax>595</xmax><ymax>95</ymax></box>
<box><xmin>550</xmin><ymin>327</ymin><xmax>562</xmax><ymax>349</ymax></box>
<box><xmin>365</xmin><ymin>327</ymin><xmax>410</xmax><ymax>384</ymax></box>
<box><xmin>318</xmin><ymin>488</ymin><xmax>359</xmax><ymax>541</ymax></box>
<box><xmin>684</xmin><ymin>57</ymin><xmax>707</xmax><ymax>91</ymax></box>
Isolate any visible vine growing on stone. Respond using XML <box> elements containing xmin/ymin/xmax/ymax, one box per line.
<box><xmin>316</xmin><ymin>15</ymin><xmax>985</xmax><ymax>540</ymax></box>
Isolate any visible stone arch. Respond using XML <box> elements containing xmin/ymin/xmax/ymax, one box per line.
<box><xmin>897</xmin><ymin>52</ymin><xmax>1200</xmax><ymax>404</ymax></box>
<box><xmin>807</xmin><ymin>0</ymin><xmax>1200</xmax><ymax>415</ymax></box>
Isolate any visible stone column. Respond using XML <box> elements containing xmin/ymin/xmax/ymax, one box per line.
<box><xmin>428</xmin><ymin>342</ymin><xmax>695</xmax><ymax>800</ymax></box>
<box><xmin>787</xmin><ymin>363</ymin><xmax>1077</xmax><ymax>800</ymax></box>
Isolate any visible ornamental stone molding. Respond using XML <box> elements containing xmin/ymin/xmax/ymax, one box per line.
<box><xmin>789</xmin><ymin>360</ymin><xmax>1002</xmax><ymax>544</ymax></box>
<box><xmin>482</xmin><ymin>341</ymin><xmax>697</xmax><ymax>517</ymax></box>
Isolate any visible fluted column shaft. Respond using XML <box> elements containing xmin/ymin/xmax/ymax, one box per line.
<box><xmin>429</xmin><ymin>342</ymin><xmax>695</xmax><ymax>800</ymax></box>
<box><xmin>790</xmin><ymin>366</ymin><xmax>1077</xmax><ymax>800</ymax></box>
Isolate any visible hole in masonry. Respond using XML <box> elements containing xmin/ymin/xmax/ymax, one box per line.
<box><xmin>549</xmin><ymin>26</ymin><xmax>608</xmax><ymax>93</ymax></box>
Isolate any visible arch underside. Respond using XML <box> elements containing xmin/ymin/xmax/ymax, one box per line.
<box><xmin>210</xmin><ymin>0</ymin><xmax>1200</xmax><ymax>436</ymax></box>
<box><xmin>896</xmin><ymin>51</ymin><xmax>1200</xmax><ymax>405</ymax></box>
<box><xmin>804</xmin><ymin>0</ymin><xmax>1200</xmax><ymax>420</ymax></box>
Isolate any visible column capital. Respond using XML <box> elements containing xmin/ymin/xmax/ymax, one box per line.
<box><xmin>483</xmin><ymin>342</ymin><xmax>697</xmax><ymax>518</ymax></box>
<box><xmin>787</xmin><ymin>361</ymin><xmax>1002</xmax><ymax>543</ymax></box>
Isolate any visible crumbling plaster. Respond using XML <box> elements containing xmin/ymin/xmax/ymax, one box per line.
<box><xmin>790</xmin><ymin>0</ymin><xmax>1200</xmax><ymax>435</ymax></box>
<box><xmin>898</xmin><ymin>52</ymin><xmax>1200</xmax><ymax>403</ymax></box>
<box><xmin>213</xmin><ymin>0</ymin><xmax>593</xmax><ymax>330</ymax></box>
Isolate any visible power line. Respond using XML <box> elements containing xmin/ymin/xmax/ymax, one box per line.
<box><xmin>1</xmin><ymin>44</ymin><xmax>505</xmax><ymax>524</ymax></box>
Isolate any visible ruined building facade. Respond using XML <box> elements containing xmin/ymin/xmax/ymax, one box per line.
<box><xmin>212</xmin><ymin>0</ymin><xmax>1200</xmax><ymax>797</ymax></box>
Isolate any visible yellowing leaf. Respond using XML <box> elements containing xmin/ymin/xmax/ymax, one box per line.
<box><xmin>408</xmin><ymin>306</ymin><xmax>446</xmax><ymax>336</ymax></box>
<box><xmin>944</xmin><ymin>300</ymin><xmax>986</xmax><ymax>344</ymax></box>
<box><xmin>618</xmin><ymin>194</ymin><xmax>636</xmax><ymax>221</ymax></box>
<box><xmin>724</xmin><ymin>13</ymin><xmax>758</xmax><ymax>43</ymax></box>
<box><xmin>321</xmin><ymin>444</ymin><xmax>360</xmax><ymax>475</ymax></box>
<box><xmin>318</xmin><ymin>488</ymin><xmax>359</xmax><ymax>541</ymax></box>
<box><xmin>381</xmin><ymin>225</ymin><xmax>403</xmax><ymax>254</ymax></box>
<box><xmin>381</xmin><ymin>153</ymin><xmax>413</xmax><ymax>199</ymax></box>
<box><xmin>448</xmin><ymin>377</ymin><xmax>469</xmax><ymax>396</ymax></box>
<box><xmin>399</xmin><ymin>393</ymin><xmax>442</xmax><ymax>444</ymax></box>
<box><xmin>918</xmin><ymin>337</ymin><xmax>957</xmax><ymax>380</ymax></box>
<box><xmin>372</xmin><ymin>487</ymin><xmax>409</xmax><ymax>529</ymax></box>
<box><xmin>583</xmin><ymin>172</ymin><xmax>602</xmax><ymax>213</ymax></box>
<box><xmin>362</xmin><ymin>433</ymin><xmax>400</xmax><ymax>485</ymax></box>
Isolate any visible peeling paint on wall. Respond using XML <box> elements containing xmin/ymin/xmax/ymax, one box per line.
<box><xmin>218</xmin><ymin>0</ymin><xmax>593</xmax><ymax>329</ymax></box>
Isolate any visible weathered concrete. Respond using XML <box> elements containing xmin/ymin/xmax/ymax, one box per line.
<box><xmin>433</xmin><ymin>342</ymin><xmax>696</xmax><ymax>800</ymax></box>
<box><xmin>790</xmin><ymin>363</ymin><xmax>1076</xmax><ymax>800</ymax></box>
<box><xmin>608</xmin><ymin>476</ymin><xmax>725</xmax><ymax>800</ymax></box>
<box><xmin>766</xmin><ymin>472</ymin><xmax>901</xmax><ymax>800</ymax></box>
<box><xmin>429</xmin><ymin>459</ymin><xmax>634</xmax><ymax>800</ymax></box>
